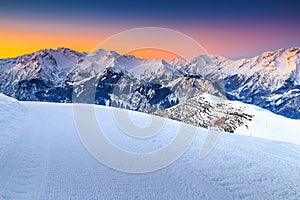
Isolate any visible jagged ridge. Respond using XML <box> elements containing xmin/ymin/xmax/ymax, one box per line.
<box><xmin>0</xmin><ymin>47</ymin><xmax>299</xmax><ymax>118</ymax></box>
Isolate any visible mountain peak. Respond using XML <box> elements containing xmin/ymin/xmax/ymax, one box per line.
<box><xmin>89</xmin><ymin>49</ymin><xmax>120</xmax><ymax>58</ymax></box>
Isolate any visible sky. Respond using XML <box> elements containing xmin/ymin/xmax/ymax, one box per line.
<box><xmin>0</xmin><ymin>0</ymin><xmax>300</xmax><ymax>60</ymax></box>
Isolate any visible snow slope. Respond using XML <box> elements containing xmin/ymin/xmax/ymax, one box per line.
<box><xmin>155</xmin><ymin>93</ymin><xmax>300</xmax><ymax>145</ymax></box>
<box><xmin>0</xmin><ymin>94</ymin><xmax>300</xmax><ymax>199</ymax></box>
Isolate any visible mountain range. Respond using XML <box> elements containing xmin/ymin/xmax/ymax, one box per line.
<box><xmin>0</xmin><ymin>47</ymin><xmax>299</xmax><ymax>119</ymax></box>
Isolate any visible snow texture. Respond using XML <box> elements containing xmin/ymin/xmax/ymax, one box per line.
<box><xmin>0</xmin><ymin>94</ymin><xmax>300</xmax><ymax>199</ymax></box>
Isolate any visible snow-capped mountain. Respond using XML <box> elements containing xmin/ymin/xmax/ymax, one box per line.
<box><xmin>295</xmin><ymin>58</ymin><xmax>300</xmax><ymax>85</ymax></box>
<box><xmin>0</xmin><ymin>48</ymin><xmax>85</xmax><ymax>100</ymax></box>
<box><xmin>27</xmin><ymin>48</ymin><xmax>225</xmax><ymax>113</ymax></box>
<box><xmin>172</xmin><ymin>47</ymin><xmax>300</xmax><ymax>119</ymax></box>
<box><xmin>68</xmin><ymin>67</ymin><xmax>224</xmax><ymax>113</ymax></box>
<box><xmin>0</xmin><ymin>47</ymin><xmax>299</xmax><ymax>118</ymax></box>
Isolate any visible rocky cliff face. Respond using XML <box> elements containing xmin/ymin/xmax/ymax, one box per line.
<box><xmin>154</xmin><ymin>94</ymin><xmax>253</xmax><ymax>133</ymax></box>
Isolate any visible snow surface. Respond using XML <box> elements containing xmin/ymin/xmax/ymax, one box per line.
<box><xmin>235</xmin><ymin>100</ymin><xmax>300</xmax><ymax>144</ymax></box>
<box><xmin>0</xmin><ymin>94</ymin><xmax>300</xmax><ymax>199</ymax></box>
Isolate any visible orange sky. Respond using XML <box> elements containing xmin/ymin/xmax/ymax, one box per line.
<box><xmin>0</xmin><ymin>17</ymin><xmax>199</xmax><ymax>61</ymax></box>
<box><xmin>0</xmin><ymin>23</ymin><xmax>198</xmax><ymax>61</ymax></box>
<box><xmin>0</xmin><ymin>31</ymin><xmax>182</xmax><ymax>61</ymax></box>
<box><xmin>0</xmin><ymin>29</ymin><xmax>99</xmax><ymax>58</ymax></box>
<box><xmin>0</xmin><ymin>28</ymin><xmax>183</xmax><ymax>61</ymax></box>
<box><xmin>125</xmin><ymin>49</ymin><xmax>182</xmax><ymax>61</ymax></box>
<box><xmin>1</xmin><ymin>17</ymin><xmax>299</xmax><ymax>60</ymax></box>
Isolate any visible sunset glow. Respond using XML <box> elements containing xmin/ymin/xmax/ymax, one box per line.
<box><xmin>1</xmin><ymin>0</ymin><xmax>299</xmax><ymax>60</ymax></box>
<box><xmin>125</xmin><ymin>48</ymin><xmax>182</xmax><ymax>61</ymax></box>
